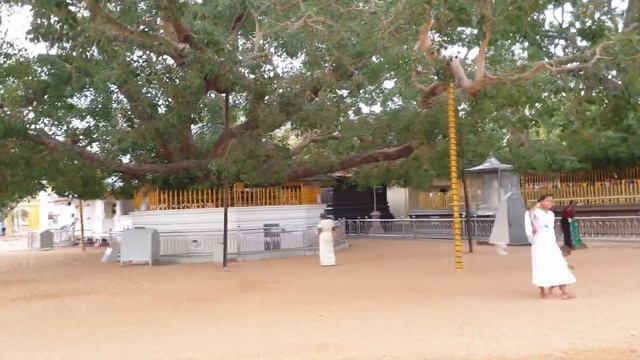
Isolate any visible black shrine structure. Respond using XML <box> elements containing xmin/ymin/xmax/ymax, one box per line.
<box><xmin>322</xmin><ymin>179</ymin><xmax>394</xmax><ymax>220</ymax></box>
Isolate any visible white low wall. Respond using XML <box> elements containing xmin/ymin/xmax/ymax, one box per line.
<box><xmin>128</xmin><ymin>205</ymin><xmax>327</xmax><ymax>233</ymax></box>
<box><xmin>114</xmin><ymin>215</ymin><xmax>133</xmax><ymax>232</ymax></box>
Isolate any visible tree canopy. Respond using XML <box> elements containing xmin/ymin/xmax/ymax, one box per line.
<box><xmin>1</xmin><ymin>0</ymin><xmax>639</xmax><ymax>201</ymax></box>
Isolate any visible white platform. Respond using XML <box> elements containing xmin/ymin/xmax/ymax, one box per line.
<box><xmin>127</xmin><ymin>205</ymin><xmax>327</xmax><ymax>232</ymax></box>
<box><xmin>112</xmin><ymin>205</ymin><xmax>330</xmax><ymax>263</ymax></box>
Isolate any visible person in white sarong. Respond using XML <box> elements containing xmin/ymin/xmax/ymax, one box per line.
<box><xmin>317</xmin><ymin>213</ymin><xmax>337</xmax><ymax>266</ymax></box>
<box><xmin>524</xmin><ymin>195</ymin><xmax>576</xmax><ymax>299</ymax></box>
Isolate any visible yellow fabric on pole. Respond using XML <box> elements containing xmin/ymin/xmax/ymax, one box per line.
<box><xmin>447</xmin><ymin>83</ymin><xmax>463</xmax><ymax>272</ymax></box>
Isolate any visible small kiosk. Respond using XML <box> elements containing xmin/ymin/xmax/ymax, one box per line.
<box><xmin>465</xmin><ymin>156</ymin><xmax>528</xmax><ymax>245</ymax></box>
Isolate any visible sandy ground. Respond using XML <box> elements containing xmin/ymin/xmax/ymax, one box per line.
<box><xmin>0</xmin><ymin>236</ymin><xmax>29</xmax><ymax>252</ymax></box>
<box><xmin>1</xmin><ymin>240</ymin><xmax>639</xmax><ymax>360</ymax></box>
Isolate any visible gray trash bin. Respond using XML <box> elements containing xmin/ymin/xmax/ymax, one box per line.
<box><xmin>120</xmin><ymin>228</ymin><xmax>160</xmax><ymax>266</ymax></box>
<box><xmin>38</xmin><ymin>230</ymin><xmax>54</xmax><ymax>250</ymax></box>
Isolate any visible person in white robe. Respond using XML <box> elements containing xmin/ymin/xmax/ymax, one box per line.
<box><xmin>488</xmin><ymin>191</ymin><xmax>511</xmax><ymax>255</ymax></box>
<box><xmin>524</xmin><ymin>195</ymin><xmax>576</xmax><ymax>299</ymax></box>
<box><xmin>317</xmin><ymin>213</ymin><xmax>337</xmax><ymax>266</ymax></box>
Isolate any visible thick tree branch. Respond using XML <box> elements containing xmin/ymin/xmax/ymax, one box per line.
<box><xmin>26</xmin><ymin>130</ymin><xmax>201</xmax><ymax>176</ymax></box>
<box><xmin>445</xmin><ymin>40</ymin><xmax>613</xmax><ymax>96</ymax></box>
<box><xmin>413</xmin><ymin>5</ymin><xmax>639</xmax><ymax>105</ymax></box>
<box><xmin>52</xmin><ymin>2</ymin><xmax>78</xmax><ymax>23</ymax></box>
<box><xmin>417</xmin><ymin>17</ymin><xmax>438</xmax><ymax>63</ymax></box>
<box><xmin>474</xmin><ymin>0</ymin><xmax>493</xmax><ymax>80</ymax></box>
<box><xmin>419</xmin><ymin>83</ymin><xmax>448</xmax><ymax>108</ymax></box>
<box><xmin>250</xmin><ymin>12</ymin><xmax>269</xmax><ymax>59</ymax></box>
<box><xmin>157</xmin><ymin>0</ymin><xmax>195</xmax><ymax>46</ymax></box>
<box><xmin>286</xmin><ymin>141</ymin><xmax>417</xmax><ymax>181</ymax></box>
<box><xmin>22</xmin><ymin>127</ymin><xmax>417</xmax><ymax>182</ymax></box>
<box><xmin>483</xmin><ymin>23</ymin><xmax>638</xmax><ymax>87</ymax></box>
<box><xmin>179</xmin><ymin>126</ymin><xmax>197</xmax><ymax>159</ymax></box>
<box><xmin>494</xmin><ymin>40</ymin><xmax>615</xmax><ymax>83</ymax></box>
<box><xmin>157</xmin><ymin>0</ymin><xmax>195</xmax><ymax>65</ymax></box>
<box><xmin>328</xmin><ymin>0</ymin><xmax>382</xmax><ymax>14</ymax></box>
<box><xmin>277</xmin><ymin>12</ymin><xmax>332</xmax><ymax>32</ymax></box>
<box><xmin>450</xmin><ymin>57</ymin><xmax>474</xmax><ymax>89</ymax></box>
<box><xmin>417</xmin><ymin>31</ymin><xmax>634</xmax><ymax>107</ymax></box>
<box><xmin>209</xmin><ymin>93</ymin><xmax>232</xmax><ymax>159</ymax></box>
<box><xmin>209</xmin><ymin>94</ymin><xmax>259</xmax><ymax>160</ymax></box>
<box><xmin>83</xmin><ymin>0</ymin><xmax>189</xmax><ymax>60</ymax></box>
<box><xmin>108</xmin><ymin>61</ymin><xmax>177</xmax><ymax>161</ymax></box>
<box><xmin>53</xmin><ymin>4</ymin><xmax>194</xmax><ymax>161</ymax></box>
<box><xmin>209</xmin><ymin>121</ymin><xmax>259</xmax><ymax>160</ymax></box>
<box><xmin>625</xmin><ymin>0</ymin><xmax>640</xmax><ymax>30</ymax></box>
<box><xmin>417</xmin><ymin>18</ymin><xmax>433</xmax><ymax>51</ymax></box>
<box><xmin>415</xmin><ymin>15</ymin><xmax>467</xmax><ymax>105</ymax></box>
<box><xmin>202</xmin><ymin>10</ymin><xmax>256</xmax><ymax>94</ymax></box>
<box><xmin>230</xmin><ymin>10</ymin><xmax>248</xmax><ymax>40</ymax></box>
<box><xmin>223</xmin><ymin>93</ymin><xmax>231</xmax><ymax>131</ymax></box>
<box><xmin>292</xmin><ymin>132</ymin><xmax>341</xmax><ymax>155</ymax></box>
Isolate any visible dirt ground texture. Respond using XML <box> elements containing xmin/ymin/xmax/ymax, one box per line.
<box><xmin>1</xmin><ymin>239</ymin><xmax>639</xmax><ymax>360</ymax></box>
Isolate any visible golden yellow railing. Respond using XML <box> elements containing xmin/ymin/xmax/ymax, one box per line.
<box><xmin>136</xmin><ymin>182</ymin><xmax>320</xmax><ymax>211</ymax></box>
<box><xmin>524</xmin><ymin>167</ymin><xmax>640</xmax><ymax>185</ymax></box>
<box><xmin>133</xmin><ymin>191</ymin><xmax>144</xmax><ymax>210</ymax></box>
<box><xmin>523</xmin><ymin>180</ymin><xmax>640</xmax><ymax>207</ymax></box>
<box><xmin>419</xmin><ymin>190</ymin><xmax>485</xmax><ymax>210</ymax></box>
<box><xmin>418</xmin><ymin>178</ymin><xmax>640</xmax><ymax>210</ymax></box>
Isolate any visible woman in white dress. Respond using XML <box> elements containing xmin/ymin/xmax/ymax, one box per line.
<box><xmin>317</xmin><ymin>213</ymin><xmax>337</xmax><ymax>266</ymax></box>
<box><xmin>524</xmin><ymin>195</ymin><xmax>576</xmax><ymax>299</ymax></box>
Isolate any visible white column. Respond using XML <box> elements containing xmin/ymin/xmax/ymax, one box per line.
<box><xmin>38</xmin><ymin>191</ymin><xmax>50</xmax><ymax>231</ymax></box>
<box><xmin>94</xmin><ymin>200</ymin><xmax>105</xmax><ymax>235</ymax></box>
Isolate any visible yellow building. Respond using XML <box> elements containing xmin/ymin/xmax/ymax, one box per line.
<box><xmin>2</xmin><ymin>197</ymin><xmax>40</xmax><ymax>235</ymax></box>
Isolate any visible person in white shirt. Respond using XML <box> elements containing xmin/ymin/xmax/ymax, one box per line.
<box><xmin>524</xmin><ymin>195</ymin><xmax>576</xmax><ymax>299</ymax></box>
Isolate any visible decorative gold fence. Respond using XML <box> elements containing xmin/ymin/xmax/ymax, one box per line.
<box><xmin>419</xmin><ymin>177</ymin><xmax>485</xmax><ymax>210</ymax></box>
<box><xmin>522</xmin><ymin>167</ymin><xmax>640</xmax><ymax>207</ymax></box>
<box><xmin>419</xmin><ymin>190</ymin><xmax>485</xmax><ymax>210</ymax></box>
<box><xmin>417</xmin><ymin>168</ymin><xmax>640</xmax><ymax>210</ymax></box>
<box><xmin>525</xmin><ymin>167</ymin><xmax>640</xmax><ymax>185</ymax></box>
<box><xmin>135</xmin><ymin>183</ymin><xmax>320</xmax><ymax>211</ymax></box>
<box><xmin>522</xmin><ymin>180</ymin><xmax>640</xmax><ymax>207</ymax></box>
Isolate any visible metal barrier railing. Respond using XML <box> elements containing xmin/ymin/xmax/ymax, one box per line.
<box><xmin>343</xmin><ymin>217</ymin><xmax>640</xmax><ymax>242</ymax></box>
<box><xmin>343</xmin><ymin>218</ymin><xmax>494</xmax><ymax>239</ymax></box>
<box><xmin>108</xmin><ymin>222</ymin><xmax>347</xmax><ymax>259</ymax></box>
<box><xmin>27</xmin><ymin>228</ymin><xmax>76</xmax><ymax>248</ymax></box>
<box><xmin>567</xmin><ymin>216</ymin><xmax>640</xmax><ymax>242</ymax></box>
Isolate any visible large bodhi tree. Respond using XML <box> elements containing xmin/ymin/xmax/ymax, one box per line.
<box><xmin>0</xmin><ymin>0</ymin><xmax>638</xmax><ymax>201</ymax></box>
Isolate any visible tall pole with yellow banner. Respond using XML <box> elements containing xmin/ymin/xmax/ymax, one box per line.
<box><xmin>447</xmin><ymin>83</ymin><xmax>463</xmax><ymax>272</ymax></box>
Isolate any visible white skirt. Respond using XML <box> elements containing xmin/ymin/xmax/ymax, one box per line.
<box><xmin>318</xmin><ymin>232</ymin><xmax>336</xmax><ymax>266</ymax></box>
<box><xmin>531</xmin><ymin>233</ymin><xmax>576</xmax><ymax>287</ymax></box>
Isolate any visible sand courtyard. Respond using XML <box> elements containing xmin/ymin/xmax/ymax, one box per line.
<box><xmin>1</xmin><ymin>239</ymin><xmax>639</xmax><ymax>360</ymax></box>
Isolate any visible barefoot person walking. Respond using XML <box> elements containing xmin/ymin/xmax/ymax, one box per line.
<box><xmin>317</xmin><ymin>213</ymin><xmax>337</xmax><ymax>266</ymax></box>
<box><xmin>524</xmin><ymin>195</ymin><xmax>576</xmax><ymax>299</ymax></box>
